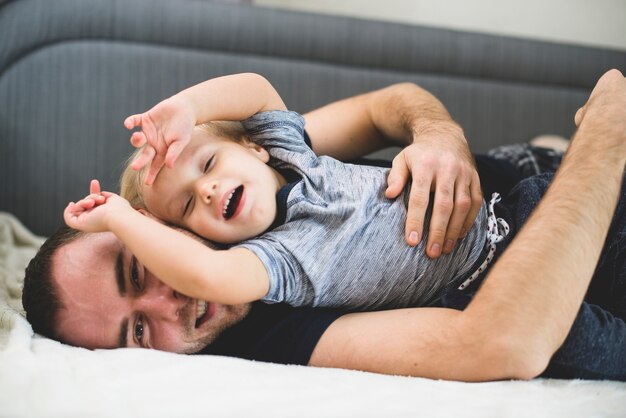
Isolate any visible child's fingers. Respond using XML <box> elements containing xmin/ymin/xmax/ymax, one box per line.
<box><xmin>65</xmin><ymin>201</ymin><xmax>85</xmax><ymax>218</ymax></box>
<box><xmin>65</xmin><ymin>202</ymin><xmax>77</xmax><ymax>213</ymax></box>
<box><xmin>63</xmin><ymin>205</ymin><xmax>77</xmax><ymax>226</ymax></box>
<box><xmin>124</xmin><ymin>114</ymin><xmax>142</xmax><ymax>130</ymax></box>
<box><xmin>75</xmin><ymin>197</ymin><xmax>96</xmax><ymax>209</ymax></box>
<box><xmin>165</xmin><ymin>142</ymin><xmax>184</xmax><ymax>168</ymax></box>
<box><xmin>131</xmin><ymin>146</ymin><xmax>156</xmax><ymax>170</ymax></box>
<box><xmin>87</xmin><ymin>193</ymin><xmax>104</xmax><ymax>204</ymax></box>
<box><xmin>144</xmin><ymin>154</ymin><xmax>166</xmax><ymax>185</ymax></box>
<box><xmin>90</xmin><ymin>179</ymin><xmax>101</xmax><ymax>195</ymax></box>
<box><xmin>130</xmin><ymin>131</ymin><xmax>147</xmax><ymax>148</ymax></box>
<box><xmin>93</xmin><ymin>195</ymin><xmax>106</xmax><ymax>205</ymax></box>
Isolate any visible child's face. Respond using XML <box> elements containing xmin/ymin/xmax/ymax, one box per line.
<box><xmin>143</xmin><ymin>128</ymin><xmax>286</xmax><ymax>244</ymax></box>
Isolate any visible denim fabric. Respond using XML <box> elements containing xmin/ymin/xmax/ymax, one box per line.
<box><xmin>475</xmin><ymin>144</ymin><xmax>565</xmax><ymax>199</ymax></box>
<box><xmin>439</xmin><ymin>172</ymin><xmax>626</xmax><ymax>381</ymax></box>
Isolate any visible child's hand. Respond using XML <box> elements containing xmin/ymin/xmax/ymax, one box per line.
<box><xmin>64</xmin><ymin>180</ymin><xmax>133</xmax><ymax>232</ymax></box>
<box><xmin>124</xmin><ymin>95</ymin><xmax>197</xmax><ymax>185</ymax></box>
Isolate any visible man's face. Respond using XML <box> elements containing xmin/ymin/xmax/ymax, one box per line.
<box><xmin>53</xmin><ymin>232</ymin><xmax>249</xmax><ymax>353</ymax></box>
<box><xmin>143</xmin><ymin>128</ymin><xmax>286</xmax><ymax>244</ymax></box>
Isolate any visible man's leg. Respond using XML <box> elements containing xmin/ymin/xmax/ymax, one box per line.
<box><xmin>476</xmin><ymin>143</ymin><xmax>565</xmax><ymax>198</ymax></box>
<box><xmin>584</xmin><ymin>176</ymin><xmax>626</xmax><ymax>321</ymax></box>
<box><xmin>541</xmin><ymin>302</ymin><xmax>626</xmax><ymax>380</ymax></box>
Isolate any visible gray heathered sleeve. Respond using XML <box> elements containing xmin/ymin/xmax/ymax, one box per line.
<box><xmin>240</xmin><ymin>238</ymin><xmax>313</xmax><ymax>305</ymax></box>
<box><xmin>240</xmin><ymin>110</ymin><xmax>309</xmax><ymax>153</ymax></box>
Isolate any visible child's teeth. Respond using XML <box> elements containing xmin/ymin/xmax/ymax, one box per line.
<box><xmin>223</xmin><ymin>190</ymin><xmax>235</xmax><ymax>216</ymax></box>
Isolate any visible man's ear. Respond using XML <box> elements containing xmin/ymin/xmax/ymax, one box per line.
<box><xmin>245</xmin><ymin>142</ymin><xmax>270</xmax><ymax>163</ymax></box>
<box><xmin>136</xmin><ymin>208</ymin><xmax>164</xmax><ymax>224</ymax></box>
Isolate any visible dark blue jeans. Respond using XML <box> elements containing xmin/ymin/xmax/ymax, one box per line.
<box><xmin>440</xmin><ymin>172</ymin><xmax>626</xmax><ymax>381</ymax></box>
<box><xmin>513</xmin><ymin>173</ymin><xmax>626</xmax><ymax>380</ymax></box>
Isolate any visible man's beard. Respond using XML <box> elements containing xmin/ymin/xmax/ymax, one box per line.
<box><xmin>173</xmin><ymin>228</ymin><xmax>252</xmax><ymax>354</ymax></box>
<box><xmin>181</xmin><ymin>303</ymin><xmax>251</xmax><ymax>354</ymax></box>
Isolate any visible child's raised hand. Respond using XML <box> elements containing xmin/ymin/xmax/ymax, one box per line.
<box><xmin>64</xmin><ymin>180</ymin><xmax>132</xmax><ymax>232</ymax></box>
<box><xmin>124</xmin><ymin>95</ymin><xmax>196</xmax><ymax>185</ymax></box>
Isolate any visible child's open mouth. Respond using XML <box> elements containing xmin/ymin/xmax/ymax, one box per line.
<box><xmin>222</xmin><ymin>185</ymin><xmax>244</xmax><ymax>220</ymax></box>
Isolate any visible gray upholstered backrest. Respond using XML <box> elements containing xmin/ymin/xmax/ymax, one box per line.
<box><xmin>1</xmin><ymin>0</ymin><xmax>625</xmax><ymax>236</ymax></box>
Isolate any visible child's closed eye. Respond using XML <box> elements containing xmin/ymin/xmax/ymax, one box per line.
<box><xmin>182</xmin><ymin>195</ymin><xmax>193</xmax><ymax>219</ymax></box>
<box><xmin>203</xmin><ymin>156</ymin><xmax>214</xmax><ymax>172</ymax></box>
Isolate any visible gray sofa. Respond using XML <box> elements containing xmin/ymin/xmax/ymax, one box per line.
<box><xmin>1</xmin><ymin>0</ymin><xmax>625</xmax><ymax>236</ymax></box>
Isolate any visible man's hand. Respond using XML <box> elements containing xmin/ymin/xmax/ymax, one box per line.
<box><xmin>124</xmin><ymin>95</ymin><xmax>197</xmax><ymax>185</ymax></box>
<box><xmin>385</xmin><ymin>123</ymin><xmax>482</xmax><ymax>258</ymax></box>
<box><xmin>574</xmin><ymin>69</ymin><xmax>626</xmax><ymax>139</ymax></box>
<box><xmin>64</xmin><ymin>180</ymin><xmax>133</xmax><ymax>232</ymax></box>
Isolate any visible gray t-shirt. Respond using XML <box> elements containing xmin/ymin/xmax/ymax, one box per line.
<box><xmin>237</xmin><ymin>110</ymin><xmax>488</xmax><ymax>311</ymax></box>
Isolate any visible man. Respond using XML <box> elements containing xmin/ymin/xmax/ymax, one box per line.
<box><xmin>22</xmin><ymin>70</ymin><xmax>626</xmax><ymax>381</ymax></box>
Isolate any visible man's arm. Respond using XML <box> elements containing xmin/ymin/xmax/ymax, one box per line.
<box><xmin>304</xmin><ymin>83</ymin><xmax>482</xmax><ymax>258</ymax></box>
<box><xmin>310</xmin><ymin>70</ymin><xmax>626</xmax><ymax>381</ymax></box>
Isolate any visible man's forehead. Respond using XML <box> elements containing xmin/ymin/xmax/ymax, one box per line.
<box><xmin>52</xmin><ymin>231</ymin><xmax>125</xmax><ymax>292</ymax></box>
<box><xmin>52</xmin><ymin>232</ymin><xmax>126</xmax><ymax>349</ymax></box>
<box><xmin>58</xmin><ymin>232</ymin><xmax>122</xmax><ymax>265</ymax></box>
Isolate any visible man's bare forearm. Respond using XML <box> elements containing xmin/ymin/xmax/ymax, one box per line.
<box><xmin>366</xmin><ymin>82</ymin><xmax>465</xmax><ymax>147</ymax></box>
<box><xmin>464</xmin><ymin>70</ymin><xmax>626</xmax><ymax>375</ymax></box>
<box><xmin>305</xmin><ymin>82</ymin><xmax>465</xmax><ymax>160</ymax></box>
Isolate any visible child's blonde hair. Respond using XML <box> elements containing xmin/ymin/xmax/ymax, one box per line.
<box><xmin>120</xmin><ymin>121</ymin><xmax>250</xmax><ymax>209</ymax></box>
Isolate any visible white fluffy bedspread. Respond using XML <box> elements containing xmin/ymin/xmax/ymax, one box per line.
<box><xmin>1</xmin><ymin>212</ymin><xmax>625</xmax><ymax>418</ymax></box>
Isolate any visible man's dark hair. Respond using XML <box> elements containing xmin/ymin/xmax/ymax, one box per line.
<box><xmin>22</xmin><ymin>226</ymin><xmax>85</xmax><ymax>340</ymax></box>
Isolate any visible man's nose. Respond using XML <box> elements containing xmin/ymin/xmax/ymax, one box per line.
<box><xmin>194</xmin><ymin>178</ymin><xmax>218</xmax><ymax>204</ymax></box>
<box><xmin>136</xmin><ymin>280</ymin><xmax>187</xmax><ymax>321</ymax></box>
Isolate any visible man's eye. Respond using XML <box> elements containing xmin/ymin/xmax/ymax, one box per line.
<box><xmin>135</xmin><ymin>318</ymin><xmax>144</xmax><ymax>342</ymax></box>
<box><xmin>203</xmin><ymin>156</ymin><xmax>214</xmax><ymax>173</ymax></box>
<box><xmin>130</xmin><ymin>258</ymin><xmax>141</xmax><ymax>290</ymax></box>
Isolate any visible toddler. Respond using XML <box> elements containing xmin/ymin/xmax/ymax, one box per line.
<box><xmin>66</xmin><ymin>73</ymin><xmax>507</xmax><ymax>311</ymax></box>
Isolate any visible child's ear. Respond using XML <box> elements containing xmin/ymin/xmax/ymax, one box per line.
<box><xmin>245</xmin><ymin>142</ymin><xmax>270</xmax><ymax>163</ymax></box>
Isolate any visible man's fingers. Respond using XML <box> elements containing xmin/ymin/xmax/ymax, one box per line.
<box><xmin>404</xmin><ymin>169</ymin><xmax>433</xmax><ymax>247</ymax></box>
<box><xmin>385</xmin><ymin>155</ymin><xmax>410</xmax><ymax>199</ymax></box>
<box><xmin>442</xmin><ymin>181</ymin><xmax>472</xmax><ymax>254</ymax></box>
<box><xmin>425</xmin><ymin>177</ymin><xmax>455</xmax><ymax>259</ymax></box>
<box><xmin>461</xmin><ymin>172</ymin><xmax>484</xmax><ymax>238</ymax></box>
<box><xmin>574</xmin><ymin>106</ymin><xmax>585</xmax><ymax>127</ymax></box>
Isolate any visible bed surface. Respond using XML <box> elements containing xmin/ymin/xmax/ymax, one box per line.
<box><xmin>1</xmin><ymin>214</ymin><xmax>625</xmax><ymax>418</ymax></box>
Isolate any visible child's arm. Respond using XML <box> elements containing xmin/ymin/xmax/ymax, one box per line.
<box><xmin>64</xmin><ymin>180</ymin><xmax>270</xmax><ymax>304</ymax></box>
<box><xmin>125</xmin><ymin>73</ymin><xmax>286</xmax><ymax>184</ymax></box>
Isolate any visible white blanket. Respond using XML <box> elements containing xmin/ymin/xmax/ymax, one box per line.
<box><xmin>1</xmin><ymin>212</ymin><xmax>625</xmax><ymax>418</ymax></box>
